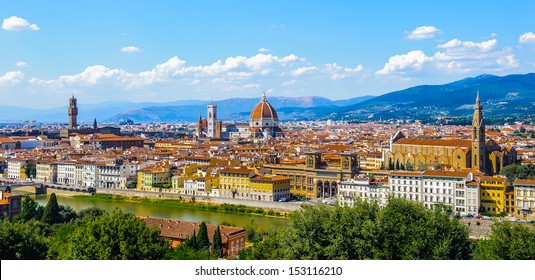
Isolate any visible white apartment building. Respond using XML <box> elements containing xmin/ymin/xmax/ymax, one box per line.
<box><xmin>389</xmin><ymin>170</ymin><xmax>475</xmax><ymax>216</ymax></box>
<box><xmin>97</xmin><ymin>163</ymin><xmax>121</xmax><ymax>189</ymax></box>
<box><xmin>7</xmin><ymin>158</ymin><xmax>27</xmax><ymax>180</ymax></box>
<box><xmin>57</xmin><ymin>162</ymin><xmax>76</xmax><ymax>186</ymax></box>
<box><xmin>389</xmin><ymin>171</ymin><xmax>422</xmax><ymax>203</ymax></box>
<box><xmin>183</xmin><ymin>179</ymin><xmax>196</xmax><ymax>195</ymax></box>
<box><xmin>514</xmin><ymin>179</ymin><xmax>535</xmax><ymax>219</ymax></box>
<box><xmin>82</xmin><ymin>162</ymin><xmax>98</xmax><ymax>187</ymax></box>
<box><xmin>75</xmin><ymin>164</ymin><xmax>83</xmax><ymax>187</ymax></box>
<box><xmin>466</xmin><ymin>181</ymin><xmax>480</xmax><ymax>216</ymax></box>
<box><xmin>422</xmin><ymin>170</ymin><xmax>473</xmax><ymax>215</ymax></box>
<box><xmin>338</xmin><ymin>177</ymin><xmax>389</xmax><ymax>207</ymax></box>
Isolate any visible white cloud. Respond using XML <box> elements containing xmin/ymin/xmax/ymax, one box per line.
<box><xmin>282</xmin><ymin>79</ymin><xmax>298</xmax><ymax>86</ymax></box>
<box><xmin>19</xmin><ymin>52</ymin><xmax>367</xmax><ymax>106</ymax></box>
<box><xmin>258</xmin><ymin>47</ymin><xmax>271</xmax><ymax>53</ymax></box>
<box><xmin>407</xmin><ymin>26</ymin><xmax>440</xmax><ymax>40</ymax></box>
<box><xmin>437</xmin><ymin>39</ymin><xmax>496</xmax><ymax>52</ymax></box>
<box><xmin>0</xmin><ymin>71</ymin><xmax>24</xmax><ymax>86</ymax></box>
<box><xmin>2</xmin><ymin>16</ymin><xmax>39</xmax><ymax>31</ymax></box>
<box><xmin>291</xmin><ymin>66</ymin><xmax>318</xmax><ymax>76</ymax></box>
<box><xmin>324</xmin><ymin>63</ymin><xmax>363</xmax><ymax>79</ymax></box>
<box><xmin>16</xmin><ymin>62</ymin><xmax>29</xmax><ymax>68</ymax></box>
<box><xmin>376</xmin><ymin>51</ymin><xmax>430</xmax><ymax>76</ymax></box>
<box><xmin>377</xmin><ymin>39</ymin><xmax>517</xmax><ymax>77</ymax></box>
<box><xmin>120</xmin><ymin>46</ymin><xmax>141</xmax><ymax>53</ymax></box>
<box><xmin>519</xmin><ymin>32</ymin><xmax>535</xmax><ymax>44</ymax></box>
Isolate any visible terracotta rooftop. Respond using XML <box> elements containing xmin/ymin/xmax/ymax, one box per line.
<box><xmin>394</xmin><ymin>138</ymin><xmax>471</xmax><ymax>148</ymax></box>
<box><xmin>514</xmin><ymin>179</ymin><xmax>535</xmax><ymax>186</ymax></box>
<box><xmin>423</xmin><ymin>170</ymin><xmax>470</xmax><ymax>178</ymax></box>
<box><xmin>142</xmin><ymin>217</ymin><xmax>245</xmax><ymax>244</ymax></box>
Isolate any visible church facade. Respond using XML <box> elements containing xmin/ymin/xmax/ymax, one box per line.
<box><xmin>384</xmin><ymin>93</ymin><xmax>517</xmax><ymax>175</ymax></box>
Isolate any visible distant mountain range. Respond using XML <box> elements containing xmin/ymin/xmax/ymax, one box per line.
<box><xmin>106</xmin><ymin>95</ymin><xmax>375</xmax><ymax>123</ymax></box>
<box><xmin>1</xmin><ymin>73</ymin><xmax>534</xmax><ymax>124</ymax></box>
<box><xmin>331</xmin><ymin>73</ymin><xmax>535</xmax><ymax>121</ymax></box>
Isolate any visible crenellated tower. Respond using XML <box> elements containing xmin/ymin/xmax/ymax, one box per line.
<box><xmin>68</xmin><ymin>95</ymin><xmax>78</xmax><ymax>129</ymax></box>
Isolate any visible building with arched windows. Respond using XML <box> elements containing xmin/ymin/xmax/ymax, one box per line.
<box><xmin>383</xmin><ymin>92</ymin><xmax>517</xmax><ymax>175</ymax></box>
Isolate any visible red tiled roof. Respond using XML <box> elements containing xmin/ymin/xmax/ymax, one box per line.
<box><xmin>142</xmin><ymin>217</ymin><xmax>245</xmax><ymax>244</ymax></box>
<box><xmin>514</xmin><ymin>179</ymin><xmax>535</xmax><ymax>186</ymax></box>
<box><xmin>394</xmin><ymin>138</ymin><xmax>471</xmax><ymax>148</ymax></box>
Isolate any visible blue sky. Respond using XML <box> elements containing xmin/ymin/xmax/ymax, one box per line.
<box><xmin>1</xmin><ymin>0</ymin><xmax>534</xmax><ymax>108</ymax></box>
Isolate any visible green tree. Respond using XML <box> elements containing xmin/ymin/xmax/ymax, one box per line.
<box><xmin>57</xmin><ymin>209</ymin><xmax>168</xmax><ymax>260</ymax></box>
<box><xmin>187</xmin><ymin>229</ymin><xmax>199</xmax><ymax>250</ymax></box>
<box><xmin>395</xmin><ymin>160</ymin><xmax>400</xmax><ymax>170</ymax></box>
<box><xmin>374</xmin><ymin>199</ymin><xmax>471</xmax><ymax>260</ymax></box>
<box><xmin>211</xmin><ymin>226</ymin><xmax>223</xmax><ymax>258</ymax></box>
<box><xmin>14</xmin><ymin>196</ymin><xmax>44</xmax><ymax>222</ymax></box>
<box><xmin>197</xmin><ymin>222</ymin><xmax>210</xmax><ymax>251</ymax></box>
<box><xmin>76</xmin><ymin>207</ymin><xmax>106</xmax><ymax>219</ymax></box>
<box><xmin>41</xmin><ymin>193</ymin><xmax>61</xmax><ymax>224</ymax></box>
<box><xmin>58</xmin><ymin>205</ymin><xmax>77</xmax><ymax>223</ymax></box>
<box><xmin>25</xmin><ymin>162</ymin><xmax>36</xmax><ymax>179</ymax></box>
<box><xmin>500</xmin><ymin>164</ymin><xmax>535</xmax><ymax>185</ymax></box>
<box><xmin>472</xmin><ymin>222</ymin><xmax>535</xmax><ymax>260</ymax></box>
<box><xmin>405</xmin><ymin>160</ymin><xmax>414</xmax><ymax>171</ymax></box>
<box><xmin>0</xmin><ymin>220</ymin><xmax>48</xmax><ymax>260</ymax></box>
<box><xmin>250</xmin><ymin>198</ymin><xmax>471</xmax><ymax>260</ymax></box>
<box><xmin>164</xmin><ymin>244</ymin><xmax>216</xmax><ymax>260</ymax></box>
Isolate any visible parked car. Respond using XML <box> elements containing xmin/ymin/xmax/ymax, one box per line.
<box><xmin>278</xmin><ymin>197</ymin><xmax>289</xmax><ymax>202</ymax></box>
<box><xmin>475</xmin><ymin>215</ymin><xmax>482</xmax><ymax>219</ymax></box>
<box><xmin>465</xmin><ymin>214</ymin><xmax>474</xmax><ymax>218</ymax></box>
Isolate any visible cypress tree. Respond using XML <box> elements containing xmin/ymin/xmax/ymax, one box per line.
<box><xmin>188</xmin><ymin>229</ymin><xmax>198</xmax><ymax>250</ymax></box>
<box><xmin>212</xmin><ymin>226</ymin><xmax>223</xmax><ymax>258</ymax></box>
<box><xmin>197</xmin><ymin>222</ymin><xmax>210</xmax><ymax>251</ymax></box>
<box><xmin>395</xmin><ymin>160</ymin><xmax>400</xmax><ymax>170</ymax></box>
<box><xmin>41</xmin><ymin>193</ymin><xmax>61</xmax><ymax>224</ymax></box>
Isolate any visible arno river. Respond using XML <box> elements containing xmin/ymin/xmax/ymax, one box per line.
<box><xmin>31</xmin><ymin>194</ymin><xmax>290</xmax><ymax>229</ymax></box>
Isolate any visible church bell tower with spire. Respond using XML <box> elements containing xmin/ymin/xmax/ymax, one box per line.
<box><xmin>471</xmin><ymin>91</ymin><xmax>487</xmax><ymax>173</ymax></box>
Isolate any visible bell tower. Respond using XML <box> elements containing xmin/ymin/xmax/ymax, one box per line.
<box><xmin>471</xmin><ymin>91</ymin><xmax>487</xmax><ymax>173</ymax></box>
<box><xmin>207</xmin><ymin>103</ymin><xmax>217</xmax><ymax>138</ymax></box>
<box><xmin>68</xmin><ymin>95</ymin><xmax>78</xmax><ymax>129</ymax></box>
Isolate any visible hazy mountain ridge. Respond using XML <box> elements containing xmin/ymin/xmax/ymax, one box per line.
<box><xmin>2</xmin><ymin>73</ymin><xmax>534</xmax><ymax>124</ymax></box>
<box><xmin>106</xmin><ymin>95</ymin><xmax>374</xmax><ymax>123</ymax></box>
<box><xmin>331</xmin><ymin>73</ymin><xmax>535</xmax><ymax>121</ymax></box>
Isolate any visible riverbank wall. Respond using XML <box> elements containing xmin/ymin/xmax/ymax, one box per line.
<box><xmin>92</xmin><ymin>188</ymin><xmax>303</xmax><ymax>212</ymax></box>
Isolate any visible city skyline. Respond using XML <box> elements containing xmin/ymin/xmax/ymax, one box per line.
<box><xmin>1</xmin><ymin>1</ymin><xmax>535</xmax><ymax>108</ymax></box>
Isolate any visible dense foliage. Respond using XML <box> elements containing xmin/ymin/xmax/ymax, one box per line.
<box><xmin>3</xmin><ymin>195</ymin><xmax>535</xmax><ymax>260</ymax></box>
<box><xmin>500</xmin><ymin>164</ymin><xmax>535</xmax><ymax>185</ymax></box>
<box><xmin>245</xmin><ymin>198</ymin><xmax>472</xmax><ymax>260</ymax></box>
<box><xmin>472</xmin><ymin>222</ymin><xmax>535</xmax><ymax>259</ymax></box>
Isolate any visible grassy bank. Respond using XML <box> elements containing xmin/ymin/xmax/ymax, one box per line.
<box><xmin>71</xmin><ymin>193</ymin><xmax>292</xmax><ymax>218</ymax></box>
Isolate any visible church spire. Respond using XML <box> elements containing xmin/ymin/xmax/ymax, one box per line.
<box><xmin>474</xmin><ymin>90</ymin><xmax>481</xmax><ymax>109</ymax></box>
<box><xmin>471</xmin><ymin>91</ymin><xmax>487</xmax><ymax>173</ymax></box>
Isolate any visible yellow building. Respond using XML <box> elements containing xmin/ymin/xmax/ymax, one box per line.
<box><xmin>479</xmin><ymin>176</ymin><xmax>507</xmax><ymax>214</ymax></box>
<box><xmin>249</xmin><ymin>175</ymin><xmax>291</xmax><ymax>201</ymax></box>
<box><xmin>266</xmin><ymin>151</ymin><xmax>358</xmax><ymax>199</ymax></box>
<box><xmin>137</xmin><ymin>166</ymin><xmax>171</xmax><ymax>190</ymax></box>
<box><xmin>505</xmin><ymin>187</ymin><xmax>515</xmax><ymax>215</ymax></box>
<box><xmin>20</xmin><ymin>167</ymin><xmax>28</xmax><ymax>180</ymax></box>
<box><xmin>513</xmin><ymin>179</ymin><xmax>535</xmax><ymax>220</ymax></box>
<box><xmin>219</xmin><ymin>167</ymin><xmax>255</xmax><ymax>199</ymax></box>
<box><xmin>384</xmin><ymin>93</ymin><xmax>516</xmax><ymax>175</ymax></box>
